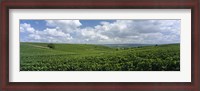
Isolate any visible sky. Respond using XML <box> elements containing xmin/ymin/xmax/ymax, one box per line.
<box><xmin>20</xmin><ymin>19</ymin><xmax>180</xmax><ymax>44</ymax></box>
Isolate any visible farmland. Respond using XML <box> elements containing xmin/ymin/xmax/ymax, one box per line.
<box><xmin>20</xmin><ymin>42</ymin><xmax>180</xmax><ymax>71</ymax></box>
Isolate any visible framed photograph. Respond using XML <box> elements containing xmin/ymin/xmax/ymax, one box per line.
<box><xmin>1</xmin><ymin>0</ymin><xmax>199</xmax><ymax>91</ymax></box>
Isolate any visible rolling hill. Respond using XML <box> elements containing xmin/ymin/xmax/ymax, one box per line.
<box><xmin>20</xmin><ymin>42</ymin><xmax>180</xmax><ymax>71</ymax></box>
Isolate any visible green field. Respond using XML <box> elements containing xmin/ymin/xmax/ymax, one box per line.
<box><xmin>20</xmin><ymin>42</ymin><xmax>180</xmax><ymax>71</ymax></box>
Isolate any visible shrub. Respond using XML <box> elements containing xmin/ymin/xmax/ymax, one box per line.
<box><xmin>47</xmin><ymin>43</ymin><xmax>55</xmax><ymax>49</ymax></box>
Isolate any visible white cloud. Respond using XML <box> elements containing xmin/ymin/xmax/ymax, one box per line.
<box><xmin>20</xmin><ymin>22</ymin><xmax>73</xmax><ymax>43</ymax></box>
<box><xmin>20</xmin><ymin>23</ymin><xmax>35</xmax><ymax>33</ymax></box>
<box><xmin>29</xmin><ymin>34</ymin><xmax>41</xmax><ymax>40</ymax></box>
<box><xmin>20</xmin><ymin>20</ymin><xmax>180</xmax><ymax>44</ymax></box>
<box><xmin>43</xmin><ymin>28</ymin><xmax>69</xmax><ymax>37</ymax></box>
<box><xmin>46</xmin><ymin>20</ymin><xmax>82</xmax><ymax>33</ymax></box>
<box><xmin>88</xmin><ymin>20</ymin><xmax>180</xmax><ymax>44</ymax></box>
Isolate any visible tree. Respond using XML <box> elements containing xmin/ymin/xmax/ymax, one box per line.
<box><xmin>47</xmin><ymin>43</ymin><xmax>55</xmax><ymax>49</ymax></box>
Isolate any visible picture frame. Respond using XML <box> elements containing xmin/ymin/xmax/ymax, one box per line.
<box><xmin>1</xmin><ymin>0</ymin><xmax>199</xmax><ymax>91</ymax></box>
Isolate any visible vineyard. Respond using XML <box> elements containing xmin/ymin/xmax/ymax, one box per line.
<box><xmin>20</xmin><ymin>42</ymin><xmax>180</xmax><ymax>71</ymax></box>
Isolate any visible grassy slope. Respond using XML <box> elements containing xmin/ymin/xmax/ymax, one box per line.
<box><xmin>20</xmin><ymin>42</ymin><xmax>180</xmax><ymax>71</ymax></box>
<box><xmin>21</xmin><ymin>42</ymin><xmax>114</xmax><ymax>56</ymax></box>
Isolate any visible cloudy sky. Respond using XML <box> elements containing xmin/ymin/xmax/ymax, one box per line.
<box><xmin>20</xmin><ymin>20</ymin><xmax>180</xmax><ymax>44</ymax></box>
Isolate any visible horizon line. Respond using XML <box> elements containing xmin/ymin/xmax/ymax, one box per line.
<box><xmin>20</xmin><ymin>42</ymin><xmax>180</xmax><ymax>45</ymax></box>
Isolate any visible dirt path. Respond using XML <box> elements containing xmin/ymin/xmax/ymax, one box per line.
<box><xmin>27</xmin><ymin>44</ymin><xmax>50</xmax><ymax>49</ymax></box>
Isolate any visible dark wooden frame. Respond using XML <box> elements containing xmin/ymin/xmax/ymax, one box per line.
<box><xmin>0</xmin><ymin>0</ymin><xmax>199</xmax><ymax>91</ymax></box>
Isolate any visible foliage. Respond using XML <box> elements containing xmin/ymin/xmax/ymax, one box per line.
<box><xmin>20</xmin><ymin>43</ymin><xmax>180</xmax><ymax>71</ymax></box>
<box><xmin>47</xmin><ymin>43</ymin><xmax>55</xmax><ymax>49</ymax></box>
